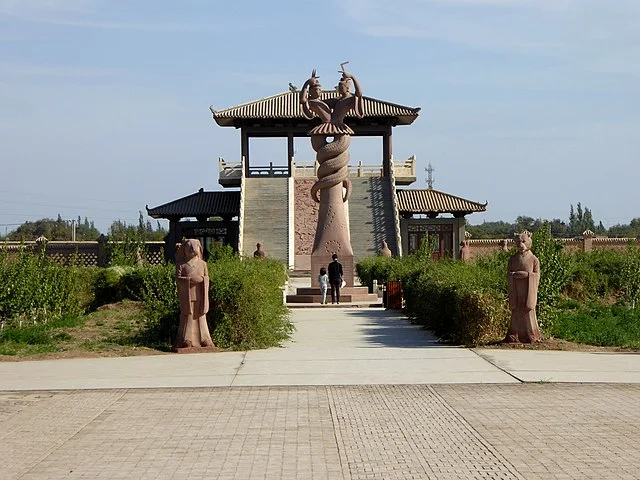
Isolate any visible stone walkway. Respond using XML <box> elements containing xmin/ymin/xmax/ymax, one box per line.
<box><xmin>2</xmin><ymin>385</ymin><xmax>640</xmax><ymax>479</ymax></box>
<box><xmin>2</xmin><ymin>308</ymin><xmax>640</xmax><ymax>479</ymax></box>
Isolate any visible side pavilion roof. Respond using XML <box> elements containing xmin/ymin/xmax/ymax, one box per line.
<box><xmin>210</xmin><ymin>91</ymin><xmax>421</xmax><ymax>127</ymax></box>
<box><xmin>146</xmin><ymin>189</ymin><xmax>240</xmax><ymax>220</ymax></box>
<box><xmin>397</xmin><ymin>189</ymin><xmax>487</xmax><ymax>216</ymax></box>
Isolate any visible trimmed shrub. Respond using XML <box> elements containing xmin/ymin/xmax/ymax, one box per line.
<box><xmin>401</xmin><ymin>258</ymin><xmax>509</xmax><ymax>345</ymax></box>
<box><xmin>356</xmin><ymin>256</ymin><xmax>398</xmax><ymax>292</ymax></box>
<box><xmin>92</xmin><ymin>266</ymin><xmax>137</xmax><ymax>307</ymax></box>
<box><xmin>209</xmin><ymin>257</ymin><xmax>291</xmax><ymax>349</ymax></box>
<box><xmin>136</xmin><ymin>256</ymin><xmax>292</xmax><ymax>350</ymax></box>
<box><xmin>136</xmin><ymin>264</ymin><xmax>179</xmax><ymax>347</ymax></box>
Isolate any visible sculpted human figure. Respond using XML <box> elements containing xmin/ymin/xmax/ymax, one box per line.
<box><xmin>459</xmin><ymin>240</ymin><xmax>471</xmax><ymax>261</ymax></box>
<box><xmin>253</xmin><ymin>242</ymin><xmax>266</xmax><ymax>258</ymax></box>
<box><xmin>504</xmin><ymin>232</ymin><xmax>541</xmax><ymax>343</ymax></box>
<box><xmin>300</xmin><ymin>70</ymin><xmax>331</xmax><ymax>124</ymax></box>
<box><xmin>379</xmin><ymin>240</ymin><xmax>392</xmax><ymax>257</ymax></box>
<box><xmin>175</xmin><ymin>239</ymin><xmax>214</xmax><ymax>349</ymax></box>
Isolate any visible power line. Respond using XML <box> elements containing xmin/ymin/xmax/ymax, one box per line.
<box><xmin>0</xmin><ymin>199</ymin><xmax>141</xmax><ymax>214</ymax></box>
<box><xmin>0</xmin><ymin>190</ymin><xmax>135</xmax><ymax>205</ymax></box>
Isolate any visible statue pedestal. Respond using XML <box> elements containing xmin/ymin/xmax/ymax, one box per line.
<box><xmin>310</xmin><ymin>253</ymin><xmax>354</xmax><ymax>288</ymax></box>
<box><xmin>286</xmin><ymin>286</ymin><xmax>379</xmax><ymax>304</ymax></box>
<box><xmin>172</xmin><ymin>346</ymin><xmax>219</xmax><ymax>354</ymax></box>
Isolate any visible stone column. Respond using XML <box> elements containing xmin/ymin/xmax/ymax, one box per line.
<box><xmin>582</xmin><ymin>229</ymin><xmax>595</xmax><ymax>252</ymax></box>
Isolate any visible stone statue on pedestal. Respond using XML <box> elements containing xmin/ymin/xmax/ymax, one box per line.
<box><xmin>253</xmin><ymin>242</ymin><xmax>266</xmax><ymax>258</ymax></box>
<box><xmin>379</xmin><ymin>240</ymin><xmax>392</xmax><ymax>257</ymax></box>
<box><xmin>300</xmin><ymin>63</ymin><xmax>363</xmax><ymax>287</ymax></box>
<box><xmin>504</xmin><ymin>232</ymin><xmax>541</xmax><ymax>343</ymax></box>
<box><xmin>459</xmin><ymin>240</ymin><xmax>470</xmax><ymax>261</ymax></box>
<box><xmin>175</xmin><ymin>239</ymin><xmax>215</xmax><ymax>350</ymax></box>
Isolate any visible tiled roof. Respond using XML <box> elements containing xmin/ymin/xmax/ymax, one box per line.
<box><xmin>397</xmin><ymin>189</ymin><xmax>487</xmax><ymax>215</ymax></box>
<box><xmin>146</xmin><ymin>190</ymin><xmax>240</xmax><ymax>219</ymax></box>
<box><xmin>211</xmin><ymin>91</ymin><xmax>420</xmax><ymax>126</ymax></box>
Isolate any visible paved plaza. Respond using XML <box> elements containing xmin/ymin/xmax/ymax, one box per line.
<box><xmin>2</xmin><ymin>308</ymin><xmax>640</xmax><ymax>479</ymax></box>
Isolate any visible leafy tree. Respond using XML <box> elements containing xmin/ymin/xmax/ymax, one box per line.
<box><xmin>514</xmin><ymin>216</ymin><xmax>545</xmax><ymax>234</ymax></box>
<box><xmin>568</xmin><ymin>202</ymin><xmax>596</xmax><ymax>235</ymax></box>
<box><xmin>549</xmin><ymin>219</ymin><xmax>570</xmax><ymax>237</ymax></box>
<box><xmin>7</xmin><ymin>216</ymin><xmax>99</xmax><ymax>241</ymax></box>
<box><xmin>609</xmin><ymin>218</ymin><xmax>640</xmax><ymax>238</ymax></box>
<box><xmin>466</xmin><ymin>220</ymin><xmax>514</xmax><ymax>239</ymax></box>
<box><xmin>109</xmin><ymin>211</ymin><xmax>166</xmax><ymax>241</ymax></box>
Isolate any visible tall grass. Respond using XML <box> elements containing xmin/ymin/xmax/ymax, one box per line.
<box><xmin>0</xmin><ymin>246</ymin><xmax>85</xmax><ymax>327</ymax></box>
<box><xmin>550</xmin><ymin>303</ymin><xmax>640</xmax><ymax>348</ymax></box>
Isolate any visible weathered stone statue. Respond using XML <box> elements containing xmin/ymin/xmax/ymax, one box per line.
<box><xmin>459</xmin><ymin>240</ymin><xmax>470</xmax><ymax>261</ymax></box>
<box><xmin>504</xmin><ymin>232</ymin><xmax>541</xmax><ymax>343</ymax></box>
<box><xmin>300</xmin><ymin>64</ymin><xmax>363</xmax><ymax>286</ymax></box>
<box><xmin>175</xmin><ymin>239</ymin><xmax>215</xmax><ymax>350</ymax></box>
<box><xmin>253</xmin><ymin>242</ymin><xmax>266</xmax><ymax>258</ymax></box>
<box><xmin>379</xmin><ymin>240</ymin><xmax>392</xmax><ymax>257</ymax></box>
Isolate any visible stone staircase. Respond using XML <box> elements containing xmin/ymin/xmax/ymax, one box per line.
<box><xmin>349</xmin><ymin>177</ymin><xmax>398</xmax><ymax>261</ymax></box>
<box><xmin>242</xmin><ymin>177</ymin><xmax>289</xmax><ymax>264</ymax></box>
<box><xmin>286</xmin><ymin>286</ymin><xmax>379</xmax><ymax>306</ymax></box>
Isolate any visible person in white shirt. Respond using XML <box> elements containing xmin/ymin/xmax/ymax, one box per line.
<box><xmin>318</xmin><ymin>267</ymin><xmax>329</xmax><ymax>305</ymax></box>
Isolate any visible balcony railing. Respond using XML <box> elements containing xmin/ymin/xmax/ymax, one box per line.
<box><xmin>218</xmin><ymin>155</ymin><xmax>416</xmax><ymax>184</ymax></box>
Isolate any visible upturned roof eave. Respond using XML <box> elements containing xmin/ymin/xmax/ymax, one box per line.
<box><xmin>146</xmin><ymin>190</ymin><xmax>240</xmax><ymax>219</ymax></box>
<box><xmin>210</xmin><ymin>91</ymin><xmax>420</xmax><ymax>127</ymax></box>
<box><xmin>397</xmin><ymin>188</ymin><xmax>488</xmax><ymax>215</ymax></box>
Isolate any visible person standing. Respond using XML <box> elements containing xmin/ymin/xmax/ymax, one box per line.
<box><xmin>328</xmin><ymin>254</ymin><xmax>344</xmax><ymax>304</ymax></box>
<box><xmin>318</xmin><ymin>267</ymin><xmax>329</xmax><ymax>304</ymax></box>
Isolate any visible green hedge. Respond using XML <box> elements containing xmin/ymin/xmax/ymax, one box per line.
<box><xmin>208</xmin><ymin>257</ymin><xmax>291</xmax><ymax>349</ymax></box>
<box><xmin>136</xmin><ymin>256</ymin><xmax>292</xmax><ymax>350</ymax></box>
<box><xmin>1</xmin><ymin>245</ymin><xmax>292</xmax><ymax>351</ymax></box>
<box><xmin>355</xmin><ymin>230</ymin><xmax>640</xmax><ymax>347</ymax></box>
<box><xmin>400</xmin><ymin>259</ymin><xmax>509</xmax><ymax>345</ymax></box>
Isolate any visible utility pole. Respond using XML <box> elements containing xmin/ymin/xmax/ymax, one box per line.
<box><xmin>425</xmin><ymin>162</ymin><xmax>435</xmax><ymax>189</ymax></box>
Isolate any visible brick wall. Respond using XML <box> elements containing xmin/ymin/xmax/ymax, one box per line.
<box><xmin>467</xmin><ymin>237</ymin><xmax>640</xmax><ymax>259</ymax></box>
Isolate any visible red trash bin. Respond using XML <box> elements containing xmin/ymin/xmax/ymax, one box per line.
<box><xmin>385</xmin><ymin>281</ymin><xmax>403</xmax><ymax>309</ymax></box>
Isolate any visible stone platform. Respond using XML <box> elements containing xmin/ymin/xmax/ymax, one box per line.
<box><xmin>286</xmin><ymin>286</ymin><xmax>378</xmax><ymax>304</ymax></box>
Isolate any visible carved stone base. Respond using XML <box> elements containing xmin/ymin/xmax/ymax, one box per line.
<box><xmin>287</xmin><ymin>286</ymin><xmax>379</xmax><ymax>304</ymax></box>
<box><xmin>172</xmin><ymin>346</ymin><xmax>219</xmax><ymax>354</ymax></box>
<box><xmin>311</xmin><ymin>253</ymin><xmax>354</xmax><ymax>288</ymax></box>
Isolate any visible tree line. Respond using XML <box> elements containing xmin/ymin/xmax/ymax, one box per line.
<box><xmin>1</xmin><ymin>212</ymin><xmax>167</xmax><ymax>241</ymax></box>
<box><xmin>467</xmin><ymin>203</ymin><xmax>640</xmax><ymax>239</ymax></box>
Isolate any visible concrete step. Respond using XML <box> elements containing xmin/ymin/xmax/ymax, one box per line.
<box><xmin>286</xmin><ymin>294</ymin><xmax>379</xmax><ymax>303</ymax></box>
<box><xmin>287</xmin><ymin>285</ymin><xmax>379</xmax><ymax>304</ymax></box>
<box><xmin>295</xmin><ymin>287</ymin><xmax>371</xmax><ymax>295</ymax></box>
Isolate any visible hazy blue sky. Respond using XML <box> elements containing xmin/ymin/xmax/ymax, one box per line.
<box><xmin>1</xmin><ymin>0</ymin><xmax>638</xmax><ymax>234</ymax></box>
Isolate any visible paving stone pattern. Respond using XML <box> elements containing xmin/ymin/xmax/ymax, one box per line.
<box><xmin>2</xmin><ymin>384</ymin><xmax>639</xmax><ymax>479</ymax></box>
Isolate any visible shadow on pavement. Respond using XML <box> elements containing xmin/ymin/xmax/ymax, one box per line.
<box><xmin>346</xmin><ymin>309</ymin><xmax>442</xmax><ymax>348</ymax></box>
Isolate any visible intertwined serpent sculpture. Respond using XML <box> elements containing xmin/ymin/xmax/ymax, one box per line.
<box><xmin>310</xmin><ymin>135</ymin><xmax>352</xmax><ymax>204</ymax></box>
<box><xmin>299</xmin><ymin>65</ymin><xmax>364</xmax><ymax>286</ymax></box>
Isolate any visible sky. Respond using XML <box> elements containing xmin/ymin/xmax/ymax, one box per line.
<box><xmin>1</xmin><ymin>0</ymin><xmax>638</xmax><ymax>235</ymax></box>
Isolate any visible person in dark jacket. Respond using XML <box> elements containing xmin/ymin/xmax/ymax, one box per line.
<box><xmin>327</xmin><ymin>254</ymin><xmax>344</xmax><ymax>304</ymax></box>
